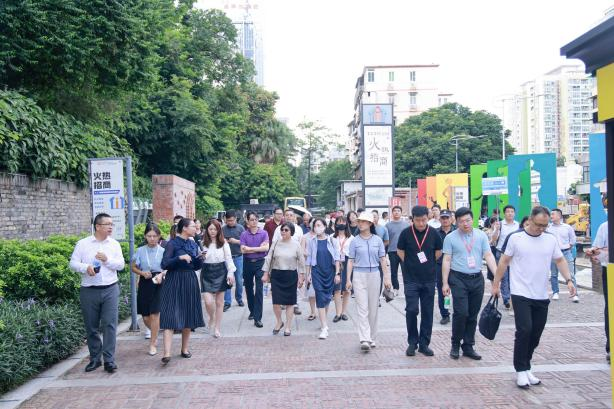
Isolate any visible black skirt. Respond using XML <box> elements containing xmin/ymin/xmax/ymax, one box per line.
<box><xmin>159</xmin><ymin>269</ymin><xmax>205</xmax><ymax>330</ymax></box>
<box><xmin>270</xmin><ymin>269</ymin><xmax>298</xmax><ymax>305</ymax></box>
<box><xmin>137</xmin><ymin>271</ymin><xmax>162</xmax><ymax>316</ymax></box>
<box><xmin>201</xmin><ymin>262</ymin><xmax>230</xmax><ymax>293</ymax></box>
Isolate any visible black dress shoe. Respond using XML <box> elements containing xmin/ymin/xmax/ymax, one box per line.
<box><xmin>418</xmin><ymin>346</ymin><xmax>434</xmax><ymax>356</ymax></box>
<box><xmin>462</xmin><ymin>347</ymin><xmax>482</xmax><ymax>360</ymax></box>
<box><xmin>238</xmin><ymin>301</ymin><xmax>245</xmax><ymax>307</ymax></box>
<box><xmin>181</xmin><ymin>351</ymin><xmax>192</xmax><ymax>358</ymax></box>
<box><xmin>293</xmin><ymin>306</ymin><xmax>302</xmax><ymax>315</ymax></box>
<box><xmin>104</xmin><ymin>362</ymin><xmax>117</xmax><ymax>373</ymax></box>
<box><xmin>248</xmin><ymin>314</ymin><xmax>254</xmax><ymax>320</ymax></box>
<box><xmin>223</xmin><ymin>303</ymin><xmax>231</xmax><ymax>312</ymax></box>
<box><xmin>254</xmin><ymin>320</ymin><xmax>263</xmax><ymax>328</ymax></box>
<box><xmin>332</xmin><ymin>315</ymin><xmax>341</xmax><ymax>323</ymax></box>
<box><xmin>405</xmin><ymin>344</ymin><xmax>417</xmax><ymax>356</ymax></box>
<box><xmin>161</xmin><ymin>356</ymin><xmax>171</xmax><ymax>365</ymax></box>
<box><xmin>440</xmin><ymin>316</ymin><xmax>450</xmax><ymax>325</ymax></box>
<box><xmin>450</xmin><ymin>345</ymin><xmax>460</xmax><ymax>359</ymax></box>
<box><xmin>85</xmin><ymin>360</ymin><xmax>102</xmax><ymax>372</ymax></box>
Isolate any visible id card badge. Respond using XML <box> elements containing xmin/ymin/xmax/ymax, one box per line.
<box><xmin>467</xmin><ymin>255</ymin><xmax>476</xmax><ymax>269</ymax></box>
<box><xmin>417</xmin><ymin>251</ymin><xmax>428</xmax><ymax>264</ymax></box>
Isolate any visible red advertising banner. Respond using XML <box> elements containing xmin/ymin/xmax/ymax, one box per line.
<box><xmin>417</xmin><ymin>179</ymin><xmax>427</xmax><ymax>206</ymax></box>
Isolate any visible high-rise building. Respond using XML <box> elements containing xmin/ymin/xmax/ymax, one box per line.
<box><xmin>200</xmin><ymin>0</ymin><xmax>264</xmax><ymax>85</ymax></box>
<box><xmin>509</xmin><ymin>64</ymin><xmax>594</xmax><ymax>163</ymax></box>
<box><xmin>348</xmin><ymin>64</ymin><xmax>453</xmax><ymax>170</ymax></box>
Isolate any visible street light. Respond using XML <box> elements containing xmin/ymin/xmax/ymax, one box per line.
<box><xmin>449</xmin><ymin>134</ymin><xmax>486</xmax><ymax>172</ymax></box>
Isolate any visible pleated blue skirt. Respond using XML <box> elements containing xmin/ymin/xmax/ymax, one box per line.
<box><xmin>160</xmin><ymin>269</ymin><xmax>205</xmax><ymax>330</ymax></box>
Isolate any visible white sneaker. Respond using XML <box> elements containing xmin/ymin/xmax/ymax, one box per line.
<box><xmin>572</xmin><ymin>295</ymin><xmax>579</xmax><ymax>303</ymax></box>
<box><xmin>360</xmin><ymin>341</ymin><xmax>371</xmax><ymax>351</ymax></box>
<box><xmin>516</xmin><ymin>371</ymin><xmax>530</xmax><ymax>389</ymax></box>
<box><xmin>551</xmin><ymin>293</ymin><xmax>559</xmax><ymax>300</ymax></box>
<box><xmin>318</xmin><ymin>327</ymin><xmax>329</xmax><ymax>340</ymax></box>
<box><xmin>525</xmin><ymin>371</ymin><xmax>541</xmax><ymax>385</ymax></box>
<box><xmin>144</xmin><ymin>328</ymin><xmax>151</xmax><ymax>339</ymax></box>
<box><xmin>370</xmin><ymin>341</ymin><xmax>376</xmax><ymax>348</ymax></box>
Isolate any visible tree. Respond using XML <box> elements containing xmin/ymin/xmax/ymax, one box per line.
<box><xmin>315</xmin><ymin>159</ymin><xmax>353</xmax><ymax>210</ymax></box>
<box><xmin>296</xmin><ymin>121</ymin><xmax>335</xmax><ymax>207</ymax></box>
<box><xmin>395</xmin><ymin>103</ymin><xmax>515</xmax><ymax>184</ymax></box>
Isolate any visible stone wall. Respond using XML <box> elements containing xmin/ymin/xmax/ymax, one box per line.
<box><xmin>0</xmin><ymin>172</ymin><xmax>91</xmax><ymax>240</ymax></box>
<box><xmin>152</xmin><ymin>175</ymin><xmax>195</xmax><ymax>222</ymax></box>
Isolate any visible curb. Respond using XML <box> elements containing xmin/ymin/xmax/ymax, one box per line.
<box><xmin>0</xmin><ymin>318</ymin><xmax>136</xmax><ymax>409</ymax></box>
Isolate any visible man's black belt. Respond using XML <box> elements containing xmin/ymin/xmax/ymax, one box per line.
<box><xmin>83</xmin><ymin>282</ymin><xmax>118</xmax><ymax>290</ymax></box>
<box><xmin>245</xmin><ymin>257</ymin><xmax>264</xmax><ymax>263</ymax></box>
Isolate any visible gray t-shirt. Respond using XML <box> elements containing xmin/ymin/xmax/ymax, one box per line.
<box><xmin>222</xmin><ymin>224</ymin><xmax>245</xmax><ymax>256</ymax></box>
<box><xmin>386</xmin><ymin>220</ymin><xmax>410</xmax><ymax>252</ymax></box>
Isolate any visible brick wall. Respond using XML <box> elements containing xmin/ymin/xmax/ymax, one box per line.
<box><xmin>0</xmin><ymin>172</ymin><xmax>91</xmax><ymax>240</ymax></box>
<box><xmin>152</xmin><ymin>174</ymin><xmax>196</xmax><ymax>222</ymax></box>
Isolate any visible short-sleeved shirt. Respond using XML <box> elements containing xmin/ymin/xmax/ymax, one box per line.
<box><xmin>442</xmin><ymin>228</ymin><xmax>491</xmax><ymax>274</ymax></box>
<box><xmin>386</xmin><ymin>220</ymin><xmax>410</xmax><ymax>251</ymax></box>
<box><xmin>504</xmin><ymin>230</ymin><xmax>563</xmax><ymax>299</ymax></box>
<box><xmin>496</xmin><ymin>220</ymin><xmax>520</xmax><ymax>251</ymax></box>
<box><xmin>592</xmin><ymin>222</ymin><xmax>609</xmax><ymax>267</ymax></box>
<box><xmin>348</xmin><ymin>234</ymin><xmax>386</xmax><ymax>273</ymax></box>
<box><xmin>133</xmin><ymin>244</ymin><xmax>164</xmax><ymax>272</ymax></box>
<box><xmin>240</xmin><ymin>228</ymin><xmax>269</xmax><ymax>260</ymax></box>
<box><xmin>222</xmin><ymin>224</ymin><xmax>245</xmax><ymax>256</ymax></box>
<box><xmin>375</xmin><ymin>225</ymin><xmax>389</xmax><ymax>242</ymax></box>
<box><xmin>397</xmin><ymin>225</ymin><xmax>443</xmax><ymax>283</ymax></box>
<box><xmin>264</xmin><ymin>219</ymin><xmax>283</xmax><ymax>245</ymax></box>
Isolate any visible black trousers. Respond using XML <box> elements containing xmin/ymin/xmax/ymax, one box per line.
<box><xmin>603</xmin><ymin>266</ymin><xmax>609</xmax><ymax>353</ymax></box>
<box><xmin>448</xmin><ymin>271</ymin><xmax>484</xmax><ymax>349</ymax></box>
<box><xmin>243</xmin><ymin>258</ymin><xmax>265</xmax><ymax>321</ymax></box>
<box><xmin>388</xmin><ymin>252</ymin><xmax>404</xmax><ymax>290</ymax></box>
<box><xmin>512</xmin><ymin>295</ymin><xmax>549</xmax><ymax>372</ymax></box>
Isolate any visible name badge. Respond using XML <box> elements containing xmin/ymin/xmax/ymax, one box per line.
<box><xmin>467</xmin><ymin>255</ymin><xmax>476</xmax><ymax>269</ymax></box>
<box><xmin>417</xmin><ymin>251</ymin><xmax>428</xmax><ymax>264</ymax></box>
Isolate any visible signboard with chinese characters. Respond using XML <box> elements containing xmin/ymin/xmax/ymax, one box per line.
<box><xmin>90</xmin><ymin>159</ymin><xmax>126</xmax><ymax>240</ymax></box>
<box><xmin>482</xmin><ymin>177</ymin><xmax>508</xmax><ymax>196</ymax></box>
<box><xmin>361</xmin><ymin>103</ymin><xmax>394</xmax><ymax>210</ymax></box>
<box><xmin>363</xmin><ymin>126</ymin><xmax>393</xmax><ymax>185</ymax></box>
<box><xmin>452</xmin><ymin>186</ymin><xmax>469</xmax><ymax>210</ymax></box>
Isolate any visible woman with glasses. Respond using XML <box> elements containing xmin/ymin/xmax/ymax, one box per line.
<box><xmin>159</xmin><ymin>218</ymin><xmax>205</xmax><ymax>365</ymax></box>
<box><xmin>131</xmin><ymin>223</ymin><xmax>165</xmax><ymax>356</ymax></box>
<box><xmin>331</xmin><ymin>216</ymin><xmax>353</xmax><ymax>322</ymax></box>
<box><xmin>201</xmin><ymin>219</ymin><xmax>236</xmax><ymax>338</ymax></box>
<box><xmin>262</xmin><ymin>222</ymin><xmax>305</xmax><ymax>336</ymax></box>
<box><xmin>305</xmin><ymin>218</ymin><xmax>342</xmax><ymax>339</ymax></box>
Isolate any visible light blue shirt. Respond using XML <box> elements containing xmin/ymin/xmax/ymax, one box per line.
<box><xmin>592</xmin><ymin>221</ymin><xmax>609</xmax><ymax>267</ymax></box>
<box><xmin>442</xmin><ymin>228</ymin><xmax>491</xmax><ymax>274</ymax></box>
<box><xmin>375</xmin><ymin>225</ymin><xmax>389</xmax><ymax>242</ymax></box>
<box><xmin>305</xmin><ymin>235</ymin><xmax>341</xmax><ymax>267</ymax></box>
<box><xmin>348</xmin><ymin>234</ymin><xmax>386</xmax><ymax>273</ymax></box>
<box><xmin>133</xmin><ymin>244</ymin><xmax>164</xmax><ymax>272</ymax></box>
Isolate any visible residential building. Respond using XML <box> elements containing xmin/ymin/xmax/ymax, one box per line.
<box><xmin>509</xmin><ymin>64</ymin><xmax>595</xmax><ymax>163</ymax></box>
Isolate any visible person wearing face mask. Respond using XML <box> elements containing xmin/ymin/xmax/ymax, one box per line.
<box><xmin>331</xmin><ymin>216</ymin><xmax>353</xmax><ymax>322</ymax></box>
<box><xmin>305</xmin><ymin>218</ymin><xmax>342</xmax><ymax>339</ymax></box>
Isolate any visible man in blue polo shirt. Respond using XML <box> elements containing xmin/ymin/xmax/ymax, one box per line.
<box><xmin>442</xmin><ymin>207</ymin><xmax>498</xmax><ymax>360</ymax></box>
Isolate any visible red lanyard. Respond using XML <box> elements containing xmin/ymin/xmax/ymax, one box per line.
<box><xmin>462</xmin><ymin>231</ymin><xmax>475</xmax><ymax>253</ymax></box>
<box><xmin>411</xmin><ymin>225</ymin><xmax>429</xmax><ymax>252</ymax></box>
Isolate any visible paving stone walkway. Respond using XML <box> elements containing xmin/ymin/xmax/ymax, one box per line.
<box><xmin>7</xmin><ymin>276</ymin><xmax>613</xmax><ymax>408</ymax></box>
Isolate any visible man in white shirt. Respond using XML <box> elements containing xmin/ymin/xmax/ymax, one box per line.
<box><xmin>69</xmin><ymin>213</ymin><xmax>125</xmax><ymax>373</ymax></box>
<box><xmin>272</xmin><ymin>209</ymin><xmax>304</xmax><ymax>244</ymax></box>
<box><xmin>547</xmin><ymin>208</ymin><xmax>578</xmax><ymax>302</ymax></box>
<box><xmin>493</xmin><ymin>206</ymin><xmax>576</xmax><ymax>389</ymax></box>
<box><xmin>428</xmin><ymin>204</ymin><xmax>442</xmax><ymax>229</ymax></box>
<box><xmin>586</xmin><ymin>218</ymin><xmax>609</xmax><ymax>361</ymax></box>
<box><xmin>492</xmin><ymin>205</ymin><xmax>520</xmax><ymax>310</ymax></box>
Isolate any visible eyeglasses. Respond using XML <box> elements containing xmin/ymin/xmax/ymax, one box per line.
<box><xmin>533</xmin><ymin>222</ymin><xmax>549</xmax><ymax>229</ymax></box>
<box><xmin>458</xmin><ymin>218</ymin><xmax>473</xmax><ymax>225</ymax></box>
<box><xmin>248</xmin><ymin>218</ymin><xmax>258</xmax><ymax>222</ymax></box>
<box><xmin>281</xmin><ymin>228</ymin><xmax>291</xmax><ymax>232</ymax></box>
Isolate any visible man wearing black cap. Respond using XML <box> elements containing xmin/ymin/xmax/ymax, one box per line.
<box><xmin>435</xmin><ymin>209</ymin><xmax>455</xmax><ymax>324</ymax></box>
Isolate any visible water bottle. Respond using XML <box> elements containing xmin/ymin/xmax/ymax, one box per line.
<box><xmin>264</xmin><ymin>283</ymin><xmax>270</xmax><ymax>297</ymax></box>
<box><xmin>444</xmin><ymin>295</ymin><xmax>451</xmax><ymax>310</ymax></box>
<box><xmin>93</xmin><ymin>259</ymin><xmax>101</xmax><ymax>274</ymax></box>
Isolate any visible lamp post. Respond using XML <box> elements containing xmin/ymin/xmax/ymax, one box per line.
<box><xmin>450</xmin><ymin>134</ymin><xmax>485</xmax><ymax>172</ymax></box>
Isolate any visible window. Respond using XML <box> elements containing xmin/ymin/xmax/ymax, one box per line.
<box><xmin>410</xmin><ymin>71</ymin><xmax>416</xmax><ymax>82</ymax></box>
<box><xmin>388</xmin><ymin>71</ymin><xmax>395</xmax><ymax>82</ymax></box>
<box><xmin>367</xmin><ymin>70</ymin><xmax>374</xmax><ymax>82</ymax></box>
<box><xmin>409</xmin><ymin>92</ymin><xmax>417</xmax><ymax>107</ymax></box>
<box><xmin>388</xmin><ymin>93</ymin><xmax>396</xmax><ymax>105</ymax></box>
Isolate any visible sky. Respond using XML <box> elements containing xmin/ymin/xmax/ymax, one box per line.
<box><xmin>197</xmin><ymin>0</ymin><xmax>613</xmax><ymax>141</ymax></box>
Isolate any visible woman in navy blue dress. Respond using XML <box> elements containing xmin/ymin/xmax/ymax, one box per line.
<box><xmin>159</xmin><ymin>218</ymin><xmax>205</xmax><ymax>365</ymax></box>
<box><xmin>306</xmin><ymin>218</ymin><xmax>341</xmax><ymax>340</ymax></box>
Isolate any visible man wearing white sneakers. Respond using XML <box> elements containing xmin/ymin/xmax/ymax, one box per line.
<box><xmin>492</xmin><ymin>206</ymin><xmax>576</xmax><ymax>389</ymax></box>
<box><xmin>547</xmin><ymin>208</ymin><xmax>578</xmax><ymax>302</ymax></box>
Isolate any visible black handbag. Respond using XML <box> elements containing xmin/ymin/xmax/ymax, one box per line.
<box><xmin>478</xmin><ymin>296</ymin><xmax>502</xmax><ymax>340</ymax></box>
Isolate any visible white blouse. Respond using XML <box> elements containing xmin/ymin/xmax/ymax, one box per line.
<box><xmin>203</xmin><ymin>242</ymin><xmax>236</xmax><ymax>276</ymax></box>
<box><xmin>332</xmin><ymin>234</ymin><xmax>354</xmax><ymax>259</ymax></box>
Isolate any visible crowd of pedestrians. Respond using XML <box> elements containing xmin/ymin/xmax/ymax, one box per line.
<box><xmin>69</xmin><ymin>200</ymin><xmax>609</xmax><ymax>389</ymax></box>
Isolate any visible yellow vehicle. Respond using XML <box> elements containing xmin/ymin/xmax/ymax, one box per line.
<box><xmin>284</xmin><ymin>196</ymin><xmax>306</xmax><ymax>210</ymax></box>
<box><xmin>565</xmin><ymin>203</ymin><xmax>589</xmax><ymax>235</ymax></box>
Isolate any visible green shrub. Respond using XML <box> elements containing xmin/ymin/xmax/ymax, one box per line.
<box><xmin>0</xmin><ymin>299</ymin><xmax>85</xmax><ymax>394</ymax></box>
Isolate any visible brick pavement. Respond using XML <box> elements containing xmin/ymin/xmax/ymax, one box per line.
<box><xmin>15</xmin><ymin>275</ymin><xmax>613</xmax><ymax>408</ymax></box>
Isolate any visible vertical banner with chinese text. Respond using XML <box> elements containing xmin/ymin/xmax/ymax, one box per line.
<box><xmin>90</xmin><ymin>159</ymin><xmax>126</xmax><ymax>240</ymax></box>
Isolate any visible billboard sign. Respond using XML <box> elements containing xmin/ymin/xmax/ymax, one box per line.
<box><xmin>90</xmin><ymin>159</ymin><xmax>126</xmax><ymax>240</ymax></box>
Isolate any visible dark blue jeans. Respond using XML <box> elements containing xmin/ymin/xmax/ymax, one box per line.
<box><xmin>404</xmin><ymin>280</ymin><xmax>435</xmax><ymax>347</ymax></box>
<box><xmin>243</xmin><ymin>258</ymin><xmax>264</xmax><ymax>321</ymax></box>
<box><xmin>224</xmin><ymin>255</ymin><xmax>244</xmax><ymax>305</ymax></box>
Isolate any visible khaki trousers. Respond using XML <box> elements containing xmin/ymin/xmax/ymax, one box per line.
<box><xmin>353</xmin><ymin>271</ymin><xmax>381</xmax><ymax>343</ymax></box>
